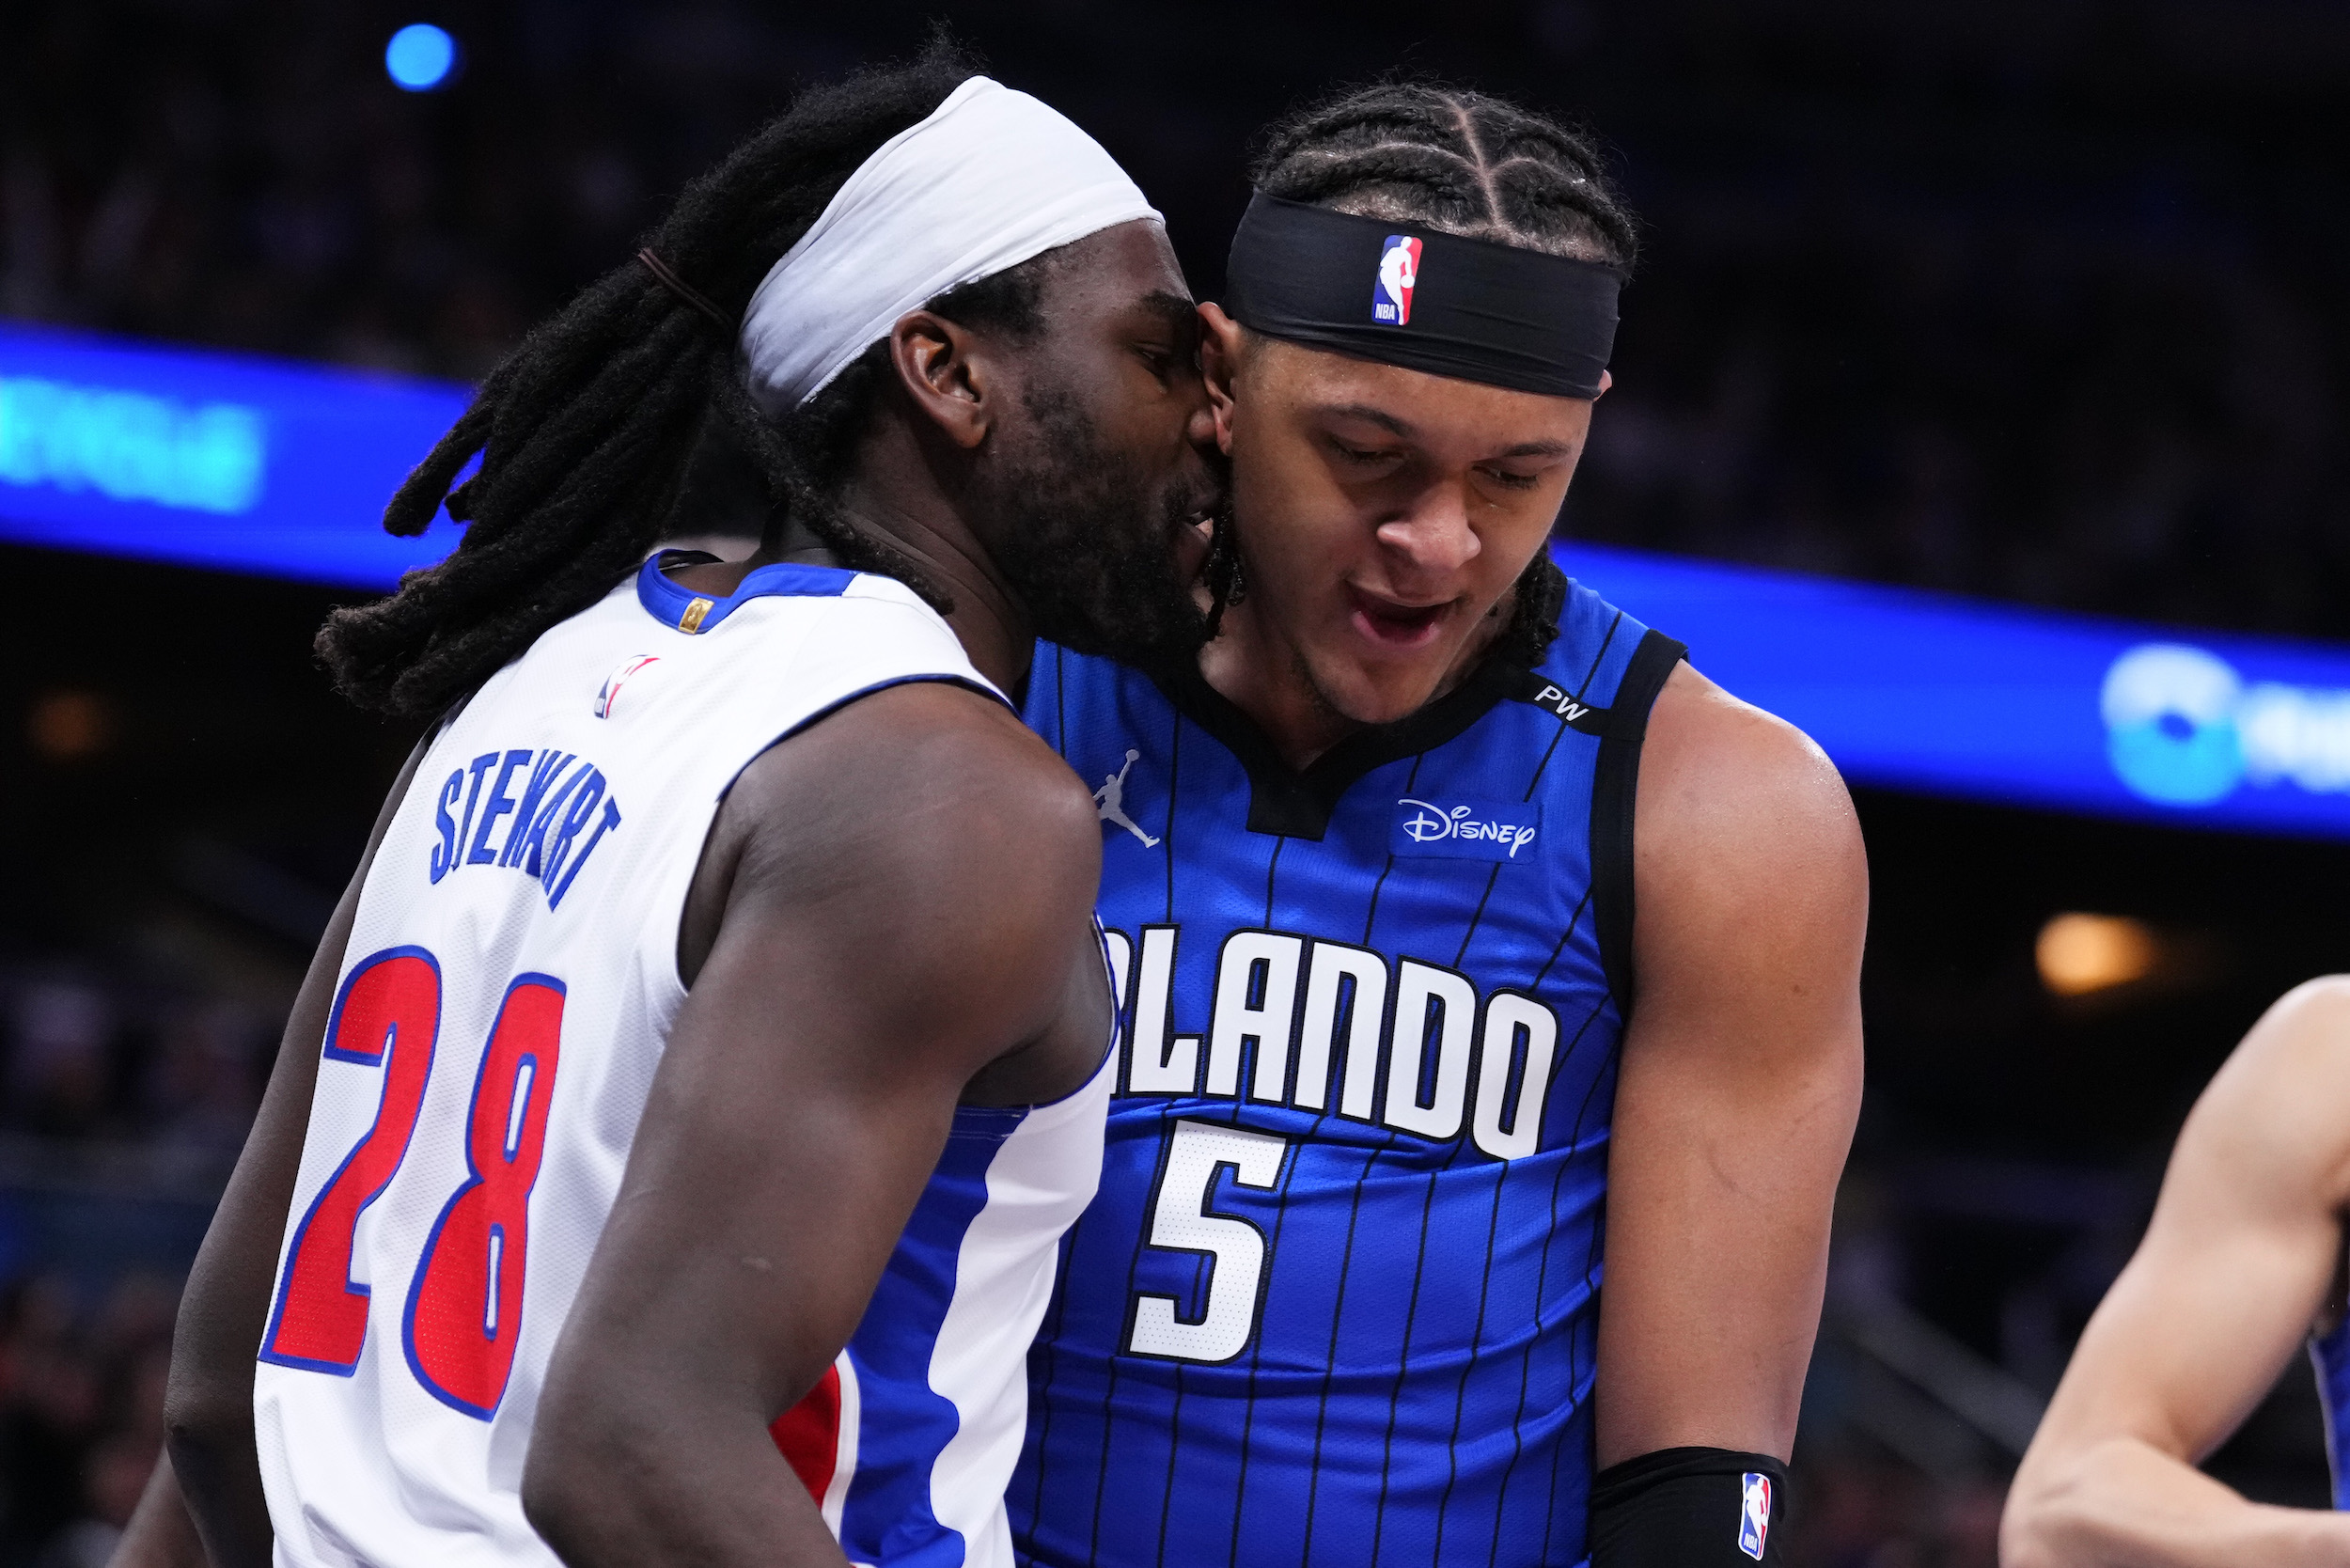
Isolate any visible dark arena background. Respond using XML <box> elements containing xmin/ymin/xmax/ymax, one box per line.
<box><xmin>7</xmin><ymin>2</ymin><xmax>2350</xmax><ymax>1562</ymax></box>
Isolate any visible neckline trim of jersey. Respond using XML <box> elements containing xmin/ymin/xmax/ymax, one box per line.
<box><xmin>634</xmin><ymin>549</ymin><xmax>856</xmax><ymax>635</ymax></box>
<box><xmin>1154</xmin><ymin>654</ymin><xmax>1523</xmax><ymax>840</ymax></box>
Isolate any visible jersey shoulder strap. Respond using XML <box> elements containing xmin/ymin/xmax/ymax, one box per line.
<box><xmin>1516</xmin><ymin>576</ymin><xmax>1687</xmax><ymax>1013</ymax></box>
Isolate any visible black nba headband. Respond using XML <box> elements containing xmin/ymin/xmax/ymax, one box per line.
<box><xmin>1221</xmin><ymin>192</ymin><xmax>1622</xmax><ymax>399</ymax></box>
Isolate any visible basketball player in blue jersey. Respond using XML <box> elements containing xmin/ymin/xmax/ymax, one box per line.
<box><xmin>1010</xmin><ymin>85</ymin><xmax>1867</xmax><ymax>1568</ymax></box>
<box><xmin>116</xmin><ymin>49</ymin><xmax>1227</xmax><ymax>1568</ymax></box>
<box><xmin>2005</xmin><ymin>979</ymin><xmax>2350</xmax><ymax>1564</ymax></box>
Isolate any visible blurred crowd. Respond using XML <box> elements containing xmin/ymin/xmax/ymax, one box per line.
<box><xmin>0</xmin><ymin>972</ymin><xmax>268</xmax><ymax>1564</ymax></box>
<box><xmin>7</xmin><ymin>1</ymin><xmax>2349</xmax><ymax>637</ymax></box>
<box><xmin>2</xmin><ymin>979</ymin><xmax>263</xmax><ymax>1153</ymax></box>
<box><xmin>0</xmin><ymin>1272</ymin><xmax>176</xmax><ymax>1568</ymax></box>
<box><xmin>7</xmin><ymin>0</ymin><xmax>2350</xmax><ymax>1561</ymax></box>
<box><xmin>1573</xmin><ymin>212</ymin><xmax>2350</xmax><ymax>635</ymax></box>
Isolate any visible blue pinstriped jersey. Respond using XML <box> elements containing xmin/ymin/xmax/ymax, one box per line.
<box><xmin>1008</xmin><ymin>577</ymin><xmax>1684</xmax><ymax>1568</ymax></box>
<box><xmin>2311</xmin><ymin>1318</ymin><xmax>2350</xmax><ymax>1509</ymax></box>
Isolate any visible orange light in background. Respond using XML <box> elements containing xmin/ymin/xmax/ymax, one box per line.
<box><xmin>28</xmin><ymin>690</ymin><xmax>117</xmax><ymax>761</ymax></box>
<box><xmin>2036</xmin><ymin>913</ymin><xmax>2159</xmax><ymax>996</ymax></box>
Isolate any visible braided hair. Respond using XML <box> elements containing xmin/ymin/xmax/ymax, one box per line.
<box><xmin>318</xmin><ymin>39</ymin><xmax>1042</xmax><ymax>722</ymax></box>
<box><xmin>1244</xmin><ymin>82</ymin><xmax>1638</xmax><ymax>667</ymax></box>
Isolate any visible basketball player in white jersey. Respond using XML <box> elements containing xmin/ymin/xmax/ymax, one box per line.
<box><xmin>122</xmin><ymin>50</ymin><xmax>1223</xmax><ymax>1568</ymax></box>
<box><xmin>2003</xmin><ymin>977</ymin><xmax>2350</xmax><ymax>1564</ymax></box>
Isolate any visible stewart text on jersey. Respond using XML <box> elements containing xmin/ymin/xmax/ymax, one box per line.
<box><xmin>1010</xmin><ymin>573</ymin><xmax>1684</xmax><ymax>1568</ymax></box>
<box><xmin>253</xmin><ymin>553</ymin><xmax>1107</xmax><ymax>1568</ymax></box>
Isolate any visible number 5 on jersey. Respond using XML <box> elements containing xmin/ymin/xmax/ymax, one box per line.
<box><xmin>1128</xmin><ymin>1120</ymin><xmax>1289</xmax><ymax>1362</ymax></box>
<box><xmin>260</xmin><ymin>948</ymin><xmax>565</xmax><ymax>1420</ymax></box>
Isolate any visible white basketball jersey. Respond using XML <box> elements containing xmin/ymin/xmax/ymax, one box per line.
<box><xmin>254</xmin><ymin>553</ymin><xmax>1112</xmax><ymax>1568</ymax></box>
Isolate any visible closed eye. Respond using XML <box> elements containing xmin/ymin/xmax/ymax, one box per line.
<box><xmin>1478</xmin><ymin>465</ymin><xmax>1544</xmax><ymax>492</ymax></box>
<box><xmin>1329</xmin><ymin>437</ymin><xmax>1400</xmax><ymax>467</ymax></box>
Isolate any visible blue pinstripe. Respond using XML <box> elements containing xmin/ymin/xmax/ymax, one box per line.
<box><xmin>1012</xmin><ymin>583</ymin><xmax>1655</xmax><ymax>1568</ymax></box>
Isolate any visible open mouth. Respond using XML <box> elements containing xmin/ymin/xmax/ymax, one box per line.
<box><xmin>1347</xmin><ymin>586</ymin><xmax>1453</xmax><ymax>650</ymax></box>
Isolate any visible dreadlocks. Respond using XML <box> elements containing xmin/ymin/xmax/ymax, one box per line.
<box><xmin>1245</xmin><ymin>81</ymin><xmax>1638</xmax><ymax>668</ymax></box>
<box><xmin>317</xmin><ymin>39</ymin><xmax>1048</xmax><ymax>722</ymax></box>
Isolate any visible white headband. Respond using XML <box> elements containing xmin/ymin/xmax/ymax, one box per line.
<box><xmin>739</xmin><ymin>76</ymin><xmax>1162</xmax><ymax>415</ymax></box>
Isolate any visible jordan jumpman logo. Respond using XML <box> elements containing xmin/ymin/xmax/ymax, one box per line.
<box><xmin>1094</xmin><ymin>749</ymin><xmax>1160</xmax><ymax>848</ymax></box>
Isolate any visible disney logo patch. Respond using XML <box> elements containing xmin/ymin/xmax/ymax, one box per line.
<box><xmin>1390</xmin><ymin>797</ymin><xmax>1542</xmax><ymax>862</ymax></box>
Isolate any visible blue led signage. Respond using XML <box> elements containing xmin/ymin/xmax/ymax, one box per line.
<box><xmin>1557</xmin><ymin>541</ymin><xmax>2350</xmax><ymax>840</ymax></box>
<box><xmin>8</xmin><ymin>321</ymin><xmax>2350</xmax><ymax>839</ymax></box>
<box><xmin>0</xmin><ymin>321</ymin><xmax>469</xmax><ymax>588</ymax></box>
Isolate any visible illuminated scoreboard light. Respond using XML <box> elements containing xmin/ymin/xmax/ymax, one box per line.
<box><xmin>0</xmin><ymin>321</ymin><xmax>468</xmax><ymax>588</ymax></box>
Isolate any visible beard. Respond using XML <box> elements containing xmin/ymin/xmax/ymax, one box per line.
<box><xmin>970</xmin><ymin>383</ymin><xmax>1230</xmax><ymax>670</ymax></box>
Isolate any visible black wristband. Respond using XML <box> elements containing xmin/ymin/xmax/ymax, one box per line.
<box><xmin>1589</xmin><ymin>1447</ymin><xmax>1789</xmax><ymax>1566</ymax></box>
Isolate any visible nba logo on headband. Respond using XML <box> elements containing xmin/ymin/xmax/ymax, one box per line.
<box><xmin>1372</xmin><ymin>234</ymin><xmax>1421</xmax><ymax>325</ymax></box>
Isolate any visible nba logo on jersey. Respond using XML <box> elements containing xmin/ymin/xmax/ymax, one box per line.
<box><xmin>593</xmin><ymin>654</ymin><xmax>660</xmax><ymax>719</ymax></box>
<box><xmin>1738</xmin><ymin>1471</ymin><xmax>1773</xmax><ymax>1560</ymax></box>
<box><xmin>1372</xmin><ymin>234</ymin><xmax>1421</xmax><ymax>324</ymax></box>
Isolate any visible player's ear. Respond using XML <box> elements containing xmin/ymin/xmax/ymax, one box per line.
<box><xmin>887</xmin><ymin>309</ymin><xmax>992</xmax><ymax>450</ymax></box>
<box><xmin>1197</xmin><ymin>303</ymin><xmax>1244</xmax><ymax>458</ymax></box>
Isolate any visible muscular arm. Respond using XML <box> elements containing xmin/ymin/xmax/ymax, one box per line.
<box><xmin>2002</xmin><ymin>979</ymin><xmax>2350</xmax><ymax>1568</ymax></box>
<box><xmin>1594</xmin><ymin>664</ymin><xmax>1868</xmax><ymax>1465</ymax></box>
<box><xmin>520</xmin><ymin>682</ymin><xmax>1108</xmax><ymax>1568</ymax></box>
<box><xmin>110</xmin><ymin>1454</ymin><xmax>204</xmax><ymax>1568</ymax></box>
<box><xmin>156</xmin><ymin>738</ymin><xmax>431</xmax><ymax>1568</ymax></box>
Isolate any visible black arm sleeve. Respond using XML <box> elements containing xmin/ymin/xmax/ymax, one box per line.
<box><xmin>1589</xmin><ymin>1447</ymin><xmax>1790</xmax><ymax>1567</ymax></box>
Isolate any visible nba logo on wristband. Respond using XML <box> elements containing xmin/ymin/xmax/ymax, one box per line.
<box><xmin>1738</xmin><ymin>1471</ymin><xmax>1772</xmax><ymax>1560</ymax></box>
<box><xmin>1372</xmin><ymin>234</ymin><xmax>1420</xmax><ymax>324</ymax></box>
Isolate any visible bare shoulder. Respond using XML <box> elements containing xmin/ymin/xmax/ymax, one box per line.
<box><xmin>1636</xmin><ymin>661</ymin><xmax>1865</xmax><ymax>910</ymax></box>
<box><xmin>670</xmin><ymin>677</ymin><xmax>1104</xmax><ymax>1059</ymax></box>
<box><xmin>2210</xmin><ymin>976</ymin><xmax>2350</xmax><ymax>1092</ymax></box>
<box><xmin>2179</xmin><ymin>976</ymin><xmax>2350</xmax><ymax>1211</ymax></box>
<box><xmin>675</xmin><ymin>679</ymin><xmax>1100</xmax><ymax>993</ymax></box>
<box><xmin>728</xmin><ymin>679</ymin><xmax>1097</xmax><ymax>856</ymax></box>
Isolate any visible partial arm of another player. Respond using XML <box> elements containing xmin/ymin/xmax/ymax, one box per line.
<box><xmin>150</xmin><ymin>740</ymin><xmax>430</xmax><ymax>1568</ymax></box>
<box><xmin>2001</xmin><ymin>979</ymin><xmax>2350</xmax><ymax>1568</ymax></box>
<box><xmin>1591</xmin><ymin>666</ymin><xmax>1866</xmax><ymax>1541</ymax></box>
<box><xmin>108</xmin><ymin>1454</ymin><xmax>204</xmax><ymax>1568</ymax></box>
<box><xmin>520</xmin><ymin>682</ymin><xmax>1108</xmax><ymax>1568</ymax></box>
